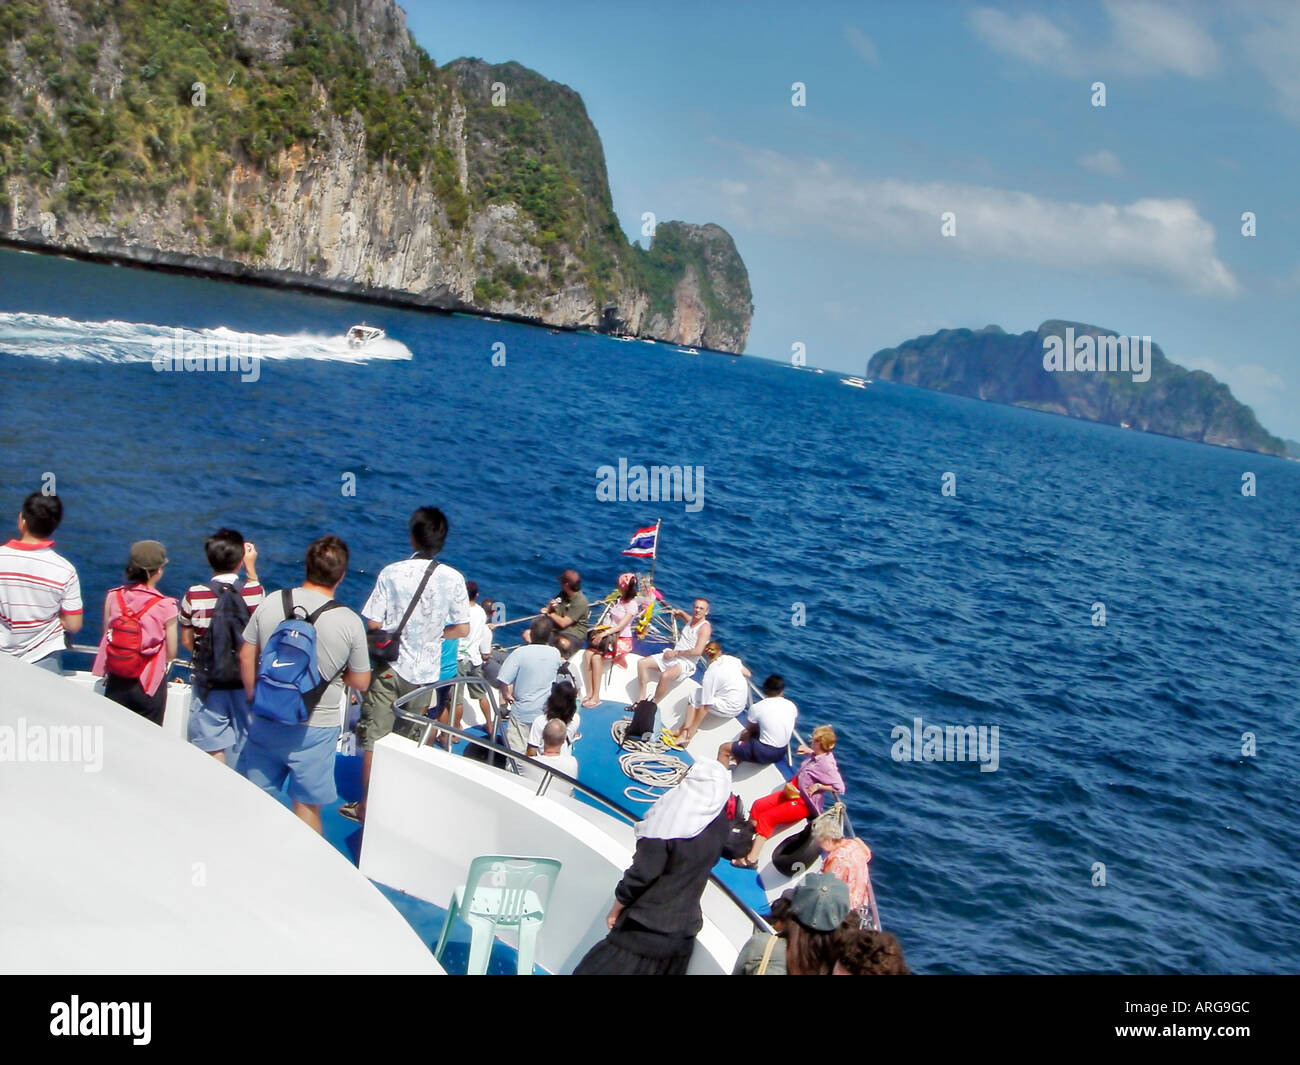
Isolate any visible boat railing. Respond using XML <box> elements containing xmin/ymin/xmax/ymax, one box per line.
<box><xmin>389</xmin><ymin>677</ymin><xmax>773</xmax><ymax>935</ymax></box>
<box><xmin>62</xmin><ymin>642</ymin><xmax>195</xmax><ymax>683</ymax></box>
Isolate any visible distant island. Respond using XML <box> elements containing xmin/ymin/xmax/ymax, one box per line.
<box><xmin>0</xmin><ymin>0</ymin><xmax>753</xmax><ymax>352</ymax></box>
<box><xmin>868</xmin><ymin>320</ymin><xmax>1286</xmax><ymax>456</ymax></box>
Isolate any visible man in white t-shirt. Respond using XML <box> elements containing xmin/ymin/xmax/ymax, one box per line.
<box><xmin>720</xmin><ymin>674</ymin><xmax>798</xmax><ymax>768</ymax></box>
<box><xmin>672</xmin><ymin>640</ymin><xmax>751</xmax><ymax>745</ymax></box>
<box><xmin>0</xmin><ymin>492</ymin><xmax>83</xmax><ymax>671</ymax></box>
<box><xmin>347</xmin><ymin>508</ymin><xmax>470</xmax><ymax>824</ymax></box>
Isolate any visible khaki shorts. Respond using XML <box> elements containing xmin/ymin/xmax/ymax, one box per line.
<box><xmin>357</xmin><ymin>666</ymin><xmax>435</xmax><ymax>751</ymax></box>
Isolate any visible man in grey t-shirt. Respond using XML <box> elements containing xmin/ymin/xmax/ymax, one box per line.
<box><xmin>498</xmin><ymin>615</ymin><xmax>562</xmax><ymax>754</ymax></box>
<box><xmin>237</xmin><ymin>535</ymin><xmax>371</xmax><ymax>835</ymax></box>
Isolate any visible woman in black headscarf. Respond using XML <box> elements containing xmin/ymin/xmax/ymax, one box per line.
<box><xmin>573</xmin><ymin>757</ymin><xmax>732</xmax><ymax>975</ymax></box>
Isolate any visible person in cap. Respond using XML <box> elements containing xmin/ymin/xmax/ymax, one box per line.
<box><xmin>92</xmin><ymin>540</ymin><xmax>178</xmax><ymax>724</ymax></box>
<box><xmin>574</xmin><ymin>756</ymin><xmax>733</xmax><ymax>975</ymax></box>
<box><xmin>783</xmin><ymin>873</ymin><xmax>852</xmax><ymax>975</ymax></box>
<box><xmin>581</xmin><ymin>572</ymin><xmax>645</xmax><ymax>707</ymax></box>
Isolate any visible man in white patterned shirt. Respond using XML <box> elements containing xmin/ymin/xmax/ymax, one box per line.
<box><xmin>344</xmin><ymin>507</ymin><xmax>470</xmax><ymax>823</ymax></box>
<box><xmin>0</xmin><ymin>492</ymin><xmax>83</xmax><ymax>671</ymax></box>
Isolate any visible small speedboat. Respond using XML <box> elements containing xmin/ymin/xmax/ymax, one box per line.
<box><xmin>840</xmin><ymin>376</ymin><xmax>868</xmax><ymax>388</ymax></box>
<box><xmin>676</xmin><ymin>347</ymin><xmax>699</xmax><ymax>355</ymax></box>
<box><xmin>640</xmin><ymin>337</ymin><xmax>656</xmax><ymax>345</ymax></box>
<box><xmin>346</xmin><ymin>323</ymin><xmax>385</xmax><ymax>349</ymax></box>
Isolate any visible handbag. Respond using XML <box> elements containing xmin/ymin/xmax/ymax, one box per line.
<box><xmin>367</xmin><ymin>560</ymin><xmax>439</xmax><ymax>665</ymax></box>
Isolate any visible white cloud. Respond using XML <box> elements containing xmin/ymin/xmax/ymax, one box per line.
<box><xmin>968</xmin><ymin>2</ymin><xmax>1220</xmax><ymax>78</ymax></box>
<box><xmin>1078</xmin><ymin>149</ymin><xmax>1126</xmax><ymax>177</ymax></box>
<box><xmin>698</xmin><ymin>146</ymin><xmax>1238</xmax><ymax>296</ymax></box>
<box><xmin>1103</xmin><ymin>1</ymin><xmax>1221</xmax><ymax>77</ymax></box>
<box><xmin>844</xmin><ymin>25</ymin><xmax>880</xmax><ymax>66</ymax></box>
<box><xmin>1241</xmin><ymin>4</ymin><xmax>1300</xmax><ymax>122</ymax></box>
<box><xmin>967</xmin><ymin>8</ymin><xmax>1073</xmax><ymax>69</ymax></box>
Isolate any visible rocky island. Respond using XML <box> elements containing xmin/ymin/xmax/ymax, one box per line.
<box><xmin>868</xmin><ymin>320</ymin><xmax>1286</xmax><ymax>456</ymax></box>
<box><xmin>0</xmin><ymin>0</ymin><xmax>753</xmax><ymax>351</ymax></box>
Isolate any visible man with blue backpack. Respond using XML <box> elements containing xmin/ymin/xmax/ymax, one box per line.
<box><xmin>236</xmin><ymin>535</ymin><xmax>371</xmax><ymax>835</ymax></box>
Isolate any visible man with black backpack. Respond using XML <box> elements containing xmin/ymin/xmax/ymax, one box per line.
<box><xmin>342</xmin><ymin>507</ymin><xmax>470</xmax><ymax>824</ymax></box>
<box><xmin>179</xmin><ymin>529</ymin><xmax>265</xmax><ymax>765</ymax></box>
<box><xmin>237</xmin><ymin>535</ymin><xmax>371</xmax><ymax>835</ymax></box>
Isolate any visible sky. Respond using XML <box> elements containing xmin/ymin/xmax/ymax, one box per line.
<box><xmin>402</xmin><ymin>0</ymin><xmax>1300</xmax><ymax>440</ymax></box>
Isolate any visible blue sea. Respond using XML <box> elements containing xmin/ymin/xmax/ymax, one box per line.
<box><xmin>2</xmin><ymin>247</ymin><xmax>1296</xmax><ymax>975</ymax></box>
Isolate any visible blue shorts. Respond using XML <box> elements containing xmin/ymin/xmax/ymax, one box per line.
<box><xmin>237</xmin><ymin>717</ymin><xmax>338</xmax><ymax>806</ymax></box>
<box><xmin>189</xmin><ymin>687</ymin><xmax>250</xmax><ymax>755</ymax></box>
<box><xmin>732</xmin><ymin>738</ymin><xmax>786</xmax><ymax>765</ymax></box>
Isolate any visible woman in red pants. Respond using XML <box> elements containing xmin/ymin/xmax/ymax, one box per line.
<box><xmin>732</xmin><ymin>724</ymin><xmax>845</xmax><ymax>869</ymax></box>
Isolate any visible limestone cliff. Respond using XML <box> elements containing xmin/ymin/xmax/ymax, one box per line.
<box><xmin>0</xmin><ymin>0</ymin><xmax>753</xmax><ymax>350</ymax></box>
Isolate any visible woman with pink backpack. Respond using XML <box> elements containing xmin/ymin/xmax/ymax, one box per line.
<box><xmin>92</xmin><ymin>540</ymin><xmax>179</xmax><ymax>724</ymax></box>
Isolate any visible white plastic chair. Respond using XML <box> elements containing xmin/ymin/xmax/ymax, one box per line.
<box><xmin>433</xmin><ymin>855</ymin><xmax>562</xmax><ymax>975</ymax></box>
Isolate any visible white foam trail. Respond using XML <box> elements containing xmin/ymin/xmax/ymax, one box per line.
<box><xmin>0</xmin><ymin>312</ymin><xmax>413</xmax><ymax>363</ymax></box>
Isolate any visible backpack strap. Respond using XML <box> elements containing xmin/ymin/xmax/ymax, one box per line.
<box><xmin>755</xmin><ymin>933</ymin><xmax>779</xmax><ymax>976</ymax></box>
<box><xmin>306</xmin><ymin>599</ymin><xmax>342</xmax><ymax>625</ymax></box>
<box><xmin>117</xmin><ymin>586</ymin><xmax>166</xmax><ymax>622</ymax></box>
<box><xmin>390</xmin><ymin>559</ymin><xmax>439</xmax><ymax>641</ymax></box>
<box><xmin>303</xmin><ymin>599</ymin><xmax>348</xmax><ymax>696</ymax></box>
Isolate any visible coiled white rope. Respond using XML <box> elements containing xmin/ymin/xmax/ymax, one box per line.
<box><xmin>611</xmin><ymin>720</ymin><xmax>691</xmax><ymax>801</ymax></box>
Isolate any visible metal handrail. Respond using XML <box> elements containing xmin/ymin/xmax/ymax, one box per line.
<box><xmin>61</xmin><ymin>642</ymin><xmax>194</xmax><ymax>679</ymax></box>
<box><xmin>389</xmin><ymin>677</ymin><xmax>773</xmax><ymax>935</ymax></box>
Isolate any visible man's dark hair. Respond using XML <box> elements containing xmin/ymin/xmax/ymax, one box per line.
<box><xmin>204</xmin><ymin>528</ymin><xmax>245</xmax><ymax>573</ymax></box>
<box><xmin>762</xmin><ymin>674</ymin><xmax>785</xmax><ymax>697</ymax></box>
<box><xmin>465</xmin><ymin>579</ymin><xmax>479</xmax><ymax>601</ymax></box>
<box><xmin>529</xmin><ymin>615</ymin><xmax>555</xmax><ymax>644</ymax></box>
<box><xmin>305</xmin><ymin>535</ymin><xmax>349</xmax><ymax>587</ymax></box>
<box><xmin>410</xmin><ymin>507</ymin><xmax>448</xmax><ymax>558</ymax></box>
<box><xmin>21</xmin><ymin>491</ymin><xmax>62</xmax><ymax>539</ymax></box>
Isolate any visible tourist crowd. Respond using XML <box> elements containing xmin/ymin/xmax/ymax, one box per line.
<box><xmin>1</xmin><ymin>490</ymin><xmax>907</xmax><ymax>974</ymax></box>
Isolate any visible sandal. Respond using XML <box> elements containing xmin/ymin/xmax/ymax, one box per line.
<box><xmin>338</xmin><ymin>801</ymin><xmax>363</xmax><ymax>824</ymax></box>
<box><xmin>731</xmin><ymin>857</ymin><xmax>758</xmax><ymax>869</ymax></box>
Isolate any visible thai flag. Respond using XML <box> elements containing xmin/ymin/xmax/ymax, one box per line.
<box><xmin>622</xmin><ymin>525</ymin><xmax>658</xmax><ymax>558</ymax></box>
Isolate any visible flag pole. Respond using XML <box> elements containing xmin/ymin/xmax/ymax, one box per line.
<box><xmin>647</xmin><ymin>517</ymin><xmax>662</xmax><ymax>589</ymax></box>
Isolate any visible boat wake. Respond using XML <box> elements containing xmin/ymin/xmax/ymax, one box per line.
<box><xmin>0</xmin><ymin>312</ymin><xmax>413</xmax><ymax>364</ymax></box>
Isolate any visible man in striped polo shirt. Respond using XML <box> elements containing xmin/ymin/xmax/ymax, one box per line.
<box><xmin>0</xmin><ymin>492</ymin><xmax>83</xmax><ymax>672</ymax></box>
<box><xmin>179</xmin><ymin>528</ymin><xmax>264</xmax><ymax>764</ymax></box>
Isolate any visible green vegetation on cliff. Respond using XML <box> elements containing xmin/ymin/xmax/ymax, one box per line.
<box><xmin>0</xmin><ymin>0</ymin><xmax>752</xmax><ymax>349</ymax></box>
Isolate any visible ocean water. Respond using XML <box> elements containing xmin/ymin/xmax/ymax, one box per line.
<box><xmin>2</xmin><ymin>247</ymin><xmax>1297</xmax><ymax>975</ymax></box>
